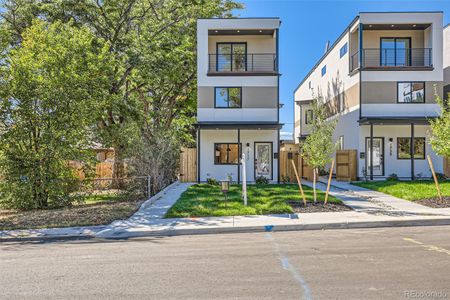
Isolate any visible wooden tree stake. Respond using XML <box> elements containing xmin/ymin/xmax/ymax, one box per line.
<box><xmin>291</xmin><ymin>159</ymin><xmax>307</xmax><ymax>206</ymax></box>
<box><xmin>325</xmin><ymin>159</ymin><xmax>335</xmax><ymax>205</ymax></box>
<box><xmin>427</xmin><ymin>155</ymin><xmax>443</xmax><ymax>202</ymax></box>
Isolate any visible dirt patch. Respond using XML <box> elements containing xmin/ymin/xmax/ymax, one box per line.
<box><xmin>286</xmin><ymin>201</ymin><xmax>352</xmax><ymax>213</ymax></box>
<box><xmin>415</xmin><ymin>197</ymin><xmax>450</xmax><ymax>208</ymax></box>
<box><xmin>0</xmin><ymin>199</ymin><xmax>143</xmax><ymax>231</ymax></box>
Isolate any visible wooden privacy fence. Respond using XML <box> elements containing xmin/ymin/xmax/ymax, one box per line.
<box><xmin>180</xmin><ymin>148</ymin><xmax>197</xmax><ymax>182</ymax></box>
<box><xmin>280</xmin><ymin>150</ymin><xmax>314</xmax><ymax>182</ymax></box>
<box><xmin>335</xmin><ymin>150</ymin><xmax>357</xmax><ymax>181</ymax></box>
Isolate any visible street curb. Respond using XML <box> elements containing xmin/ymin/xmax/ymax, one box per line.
<box><xmin>3</xmin><ymin>217</ymin><xmax>450</xmax><ymax>242</ymax></box>
<box><xmin>97</xmin><ymin>217</ymin><xmax>450</xmax><ymax>240</ymax></box>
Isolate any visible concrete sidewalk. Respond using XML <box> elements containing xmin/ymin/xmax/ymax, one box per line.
<box><xmin>2</xmin><ymin>180</ymin><xmax>450</xmax><ymax>241</ymax></box>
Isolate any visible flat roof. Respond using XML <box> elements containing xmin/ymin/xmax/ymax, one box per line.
<box><xmin>358</xmin><ymin>116</ymin><xmax>437</xmax><ymax>125</ymax></box>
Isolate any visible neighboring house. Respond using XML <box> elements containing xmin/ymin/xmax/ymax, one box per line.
<box><xmin>195</xmin><ymin>18</ymin><xmax>281</xmax><ymax>183</ymax></box>
<box><xmin>445</xmin><ymin>24</ymin><xmax>450</xmax><ymax>99</ymax></box>
<box><xmin>294</xmin><ymin>12</ymin><xmax>445</xmax><ymax>180</ymax></box>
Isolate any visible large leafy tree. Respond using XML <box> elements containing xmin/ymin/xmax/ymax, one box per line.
<box><xmin>0</xmin><ymin>20</ymin><xmax>110</xmax><ymax>209</ymax></box>
<box><xmin>40</xmin><ymin>0</ymin><xmax>242</xmax><ymax>187</ymax></box>
<box><xmin>301</xmin><ymin>97</ymin><xmax>337</xmax><ymax>203</ymax></box>
<box><xmin>0</xmin><ymin>0</ymin><xmax>243</xmax><ymax>203</ymax></box>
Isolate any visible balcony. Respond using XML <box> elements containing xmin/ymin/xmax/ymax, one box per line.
<box><xmin>208</xmin><ymin>53</ymin><xmax>278</xmax><ymax>76</ymax></box>
<box><xmin>350</xmin><ymin>48</ymin><xmax>432</xmax><ymax>72</ymax></box>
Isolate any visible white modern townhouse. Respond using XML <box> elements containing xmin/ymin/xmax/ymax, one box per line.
<box><xmin>195</xmin><ymin>18</ymin><xmax>282</xmax><ymax>183</ymax></box>
<box><xmin>445</xmin><ymin>23</ymin><xmax>450</xmax><ymax>98</ymax></box>
<box><xmin>294</xmin><ymin>12</ymin><xmax>446</xmax><ymax>180</ymax></box>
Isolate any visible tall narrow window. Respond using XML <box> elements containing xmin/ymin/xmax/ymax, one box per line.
<box><xmin>321</xmin><ymin>65</ymin><xmax>327</xmax><ymax>77</ymax></box>
<box><xmin>397</xmin><ymin>82</ymin><xmax>425</xmax><ymax>103</ymax></box>
<box><xmin>217</xmin><ymin>43</ymin><xmax>247</xmax><ymax>72</ymax></box>
<box><xmin>215</xmin><ymin>87</ymin><xmax>242</xmax><ymax>108</ymax></box>
<box><xmin>340</xmin><ymin>43</ymin><xmax>348</xmax><ymax>58</ymax></box>
<box><xmin>305</xmin><ymin>109</ymin><xmax>314</xmax><ymax>124</ymax></box>
<box><xmin>337</xmin><ymin>136</ymin><xmax>344</xmax><ymax>150</ymax></box>
<box><xmin>397</xmin><ymin>137</ymin><xmax>425</xmax><ymax>159</ymax></box>
<box><xmin>214</xmin><ymin>143</ymin><xmax>240</xmax><ymax>165</ymax></box>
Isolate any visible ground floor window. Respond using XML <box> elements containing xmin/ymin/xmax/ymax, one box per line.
<box><xmin>214</xmin><ymin>143</ymin><xmax>240</xmax><ymax>165</ymax></box>
<box><xmin>397</xmin><ymin>137</ymin><xmax>425</xmax><ymax>159</ymax></box>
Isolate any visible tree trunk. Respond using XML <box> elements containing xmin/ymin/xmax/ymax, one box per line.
<box><xmin>112</xmin><ymin>145</ymin><xmax>126</xmax><ymax>189</ymax></box>
<box><xmin>313</xmin><ymin>168</ymin><xmax>317</xmax><ymax>204</ymax></box>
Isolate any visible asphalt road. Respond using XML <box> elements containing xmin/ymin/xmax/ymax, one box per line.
<box><xmin>1</xmin><ymin>226</ymin><xmax>450</xmax><ymax>300</ymax></box>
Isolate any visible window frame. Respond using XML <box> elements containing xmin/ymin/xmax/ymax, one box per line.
<box><xmin>214</xmin><ymin>87</ymin><xmax>242</xmax><ymax>108</ymax></box>
<box><xmin>337</xmin><ymin>136</ymin><xmax>344</xmax><ymax>150</ymax></box>
<box><xmin>380</xmin><ymin>37</ymin><xmax>412</xmax><ymax>67</ymax></box>
<box><xmin>340</xmin><ymin>43</ymin><xmax>348</xmax><ymax>58</ymax></box>
<box><xmin>216</xmin><ymin>42</ymin><xmax>248</xmax><ymax>72</ymax></box>
<box><xmin>305</xmin><ymin>109</ymin><xmax>314</xmax><ymax>125</ymax></box>
<box><xmin>396</xmin><ymin>137</ymin><xmax>426</xmax><ymax>160</ymax></box>
<box><xmin>214</xmin><ymin>143</ymin><xmax>242</xmax><ymax>165</ymax></box>
<box><xmin>397</xmin><ymin>82</ymin><xmax>425</xmax><ymax>104</ymax></box>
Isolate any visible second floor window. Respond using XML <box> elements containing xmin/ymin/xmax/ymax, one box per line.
<box><xmin>217</xmin><ymin>43</ymin><xmax>247</xmax><ymax>72</ymax></box>
<box><xmin>340</xmin><ymin>43</ymin><xmax>348</xmax><ymax>58</ymax></box>
<box><xmin>398</xmin><ymin>82</ymin><xmax>425</xmax><ymax>103</ymax></box>
<box><xmin>321</xmin><ymin>65</ymin><xmax>327</xmax><ymax>77</ymax></box>
<box><xmin>305</xmin><ymin>109</ymin><xmax>314</xmax><ymax>124</ymax></box>
<box><xmin>215</xmin><ymin>87</ymin><xmax>242</xmax><ymax>108</ymax></box>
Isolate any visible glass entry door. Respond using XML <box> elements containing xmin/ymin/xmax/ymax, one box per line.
<box><xmin>381</xmin><ymin>38</ymin><xmax>411</xmax><ymax>66</ymax></box>
<box><xmin>366</xmin><ymin>138</ymin><xmax>384</xmax><ymax>176</ymax></box>
<box><xmin>255</xmin><ymin>142</ymin><xmax>272</xmax><ymax>179</ymax></box>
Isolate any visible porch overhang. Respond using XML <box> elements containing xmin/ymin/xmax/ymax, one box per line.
<box><xmin>358</xmin><ymin>116</ymin><xmax>437</xmax><ymax>125</ymax></box>
<box><xmin>194</xmin><ymin>122</ymin><xmax>283</xmax><ymax>130</ymax></box>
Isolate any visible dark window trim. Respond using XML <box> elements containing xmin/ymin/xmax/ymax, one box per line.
<box><xmin>214</xmin><ymin>143</ymin><xmax>242</xmax><ymax>165</ymax></box>
<box><xmin>379</xmin><ymin>37</ymin><xmax>412</xmax><ymax>67</ymax></box>
<box><xmin>254</xmin><ymin>141</ymin><xmax>274</xmax><ymax>180</ymax></box>
<box><xmin>396</xmin><ymin>137</ymin><xmax>426</xmax><ymax>160</ymax></box>
<box><xmin>305</xmin><ymin>109</ymin><xmax>313</xmax><ymax>124</ymax></box>
<box><xmin>365</xmin><ymin>137</ymin><xmax>385</xmax><ymax>177</ymax></box>
<box><xmin>340</xmin><ymin>42</ymin><xmax>348</xmax><ymax>58</ymax></box>
<box><xmin>396</xmin><ymin>81</ymin><xmax>426</xmax><ymax>104</ymax></box>
<box><xmin>214</xmin><ymin>87</ymin><xmax>243</xmax><ymax>108</ymax></box>
<box><xmin>216</xmin><ymin>42</ymin><xmax>248</xmax><ymax>72</ymax></box>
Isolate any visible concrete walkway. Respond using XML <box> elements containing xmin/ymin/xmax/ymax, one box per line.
<box><xmin>2</xmin><ymin>180</ymin><xmax>450</xmax><ymax>241</ymax></box>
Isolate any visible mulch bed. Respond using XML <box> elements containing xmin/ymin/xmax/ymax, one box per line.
<box><xmin>286</xmin><ymin>201</ymin><xmax>352</xmax><ymax>213</ymax></box>
<box><xmin>0</xmin><ymin>199</ymin><xmax>143</xmax><ymax>231</ymax></box>
<box><xmin>415</xmin><ymin>197</ymin><xmax>450</xmax><ymax>208</ymax></box>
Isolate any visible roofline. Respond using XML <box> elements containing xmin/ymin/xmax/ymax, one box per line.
<box><xmin>293</xmin><ymin>15</ymin><xmax>359</xmax><ymax>95</ymax></box>
<box><xmin>197</xmin><ymin>17</ymin><xmax>280</xmax><ymax>20</ymax></box>
<box><xmin>358</xmin><ymin>11</ymin><xmax>443</xmax><ymax>14</ymax></box>
<box><xmin>445</xmin><ymin>23</ymin><xmax>450</xmax><ymax>29</ymax></box>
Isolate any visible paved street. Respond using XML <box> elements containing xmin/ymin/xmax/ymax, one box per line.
<box><xmin>1</xmin><ymin>226</ymin><xmax>450</xmax><ymax>300</ymax></box>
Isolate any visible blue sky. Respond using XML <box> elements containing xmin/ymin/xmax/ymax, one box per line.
<box><xmin>236</xmin><ymin>0</ymin><xmax>450</xmax><ymax>139</ymax></box>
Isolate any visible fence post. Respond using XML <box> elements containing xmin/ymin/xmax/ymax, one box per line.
<box><xmin>147</xmin><ymin>175</ymin><xmax>151</xmax><ymax>198</ymax></box>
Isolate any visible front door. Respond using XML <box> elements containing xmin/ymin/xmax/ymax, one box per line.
<box><xmin>255</xmin><ymin>142</ymin><xmax>272</xmax><ymax>179</ymax></box>
<box><xmin>366</xmin><ymin>137</ymin><xmax>384</xmax><ymax>176</ymax></box>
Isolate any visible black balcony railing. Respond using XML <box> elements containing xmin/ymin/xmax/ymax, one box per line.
<box><xmin>208</xmin><ymin>53</ymin><xmax>277</xmax><ymax>73</ymax></box>
<box><xmin>350</xmin><ymin>48</ymin><xmax>432</xmax><ymax>71</ymax></box>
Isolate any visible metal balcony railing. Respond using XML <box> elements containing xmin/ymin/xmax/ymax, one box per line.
<box><xmin>350</xmin><ymin>48</ymin><xmax>432</xmax><ymax>71</ymax></box>
<box><xmin>208</xmin><ymin>53</ymin><xmax>277</xmax><ymax>73</ymax></box>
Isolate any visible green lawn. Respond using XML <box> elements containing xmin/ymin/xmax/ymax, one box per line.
<box><xmin>352</xmin><ymin>180</ymin><xmax>450</xmax><ymax>201</ymax></box>
<box><xmin>165</xmin><ymin>184</ymin><xmax>341</xmax><ymax>218</ymax></box>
